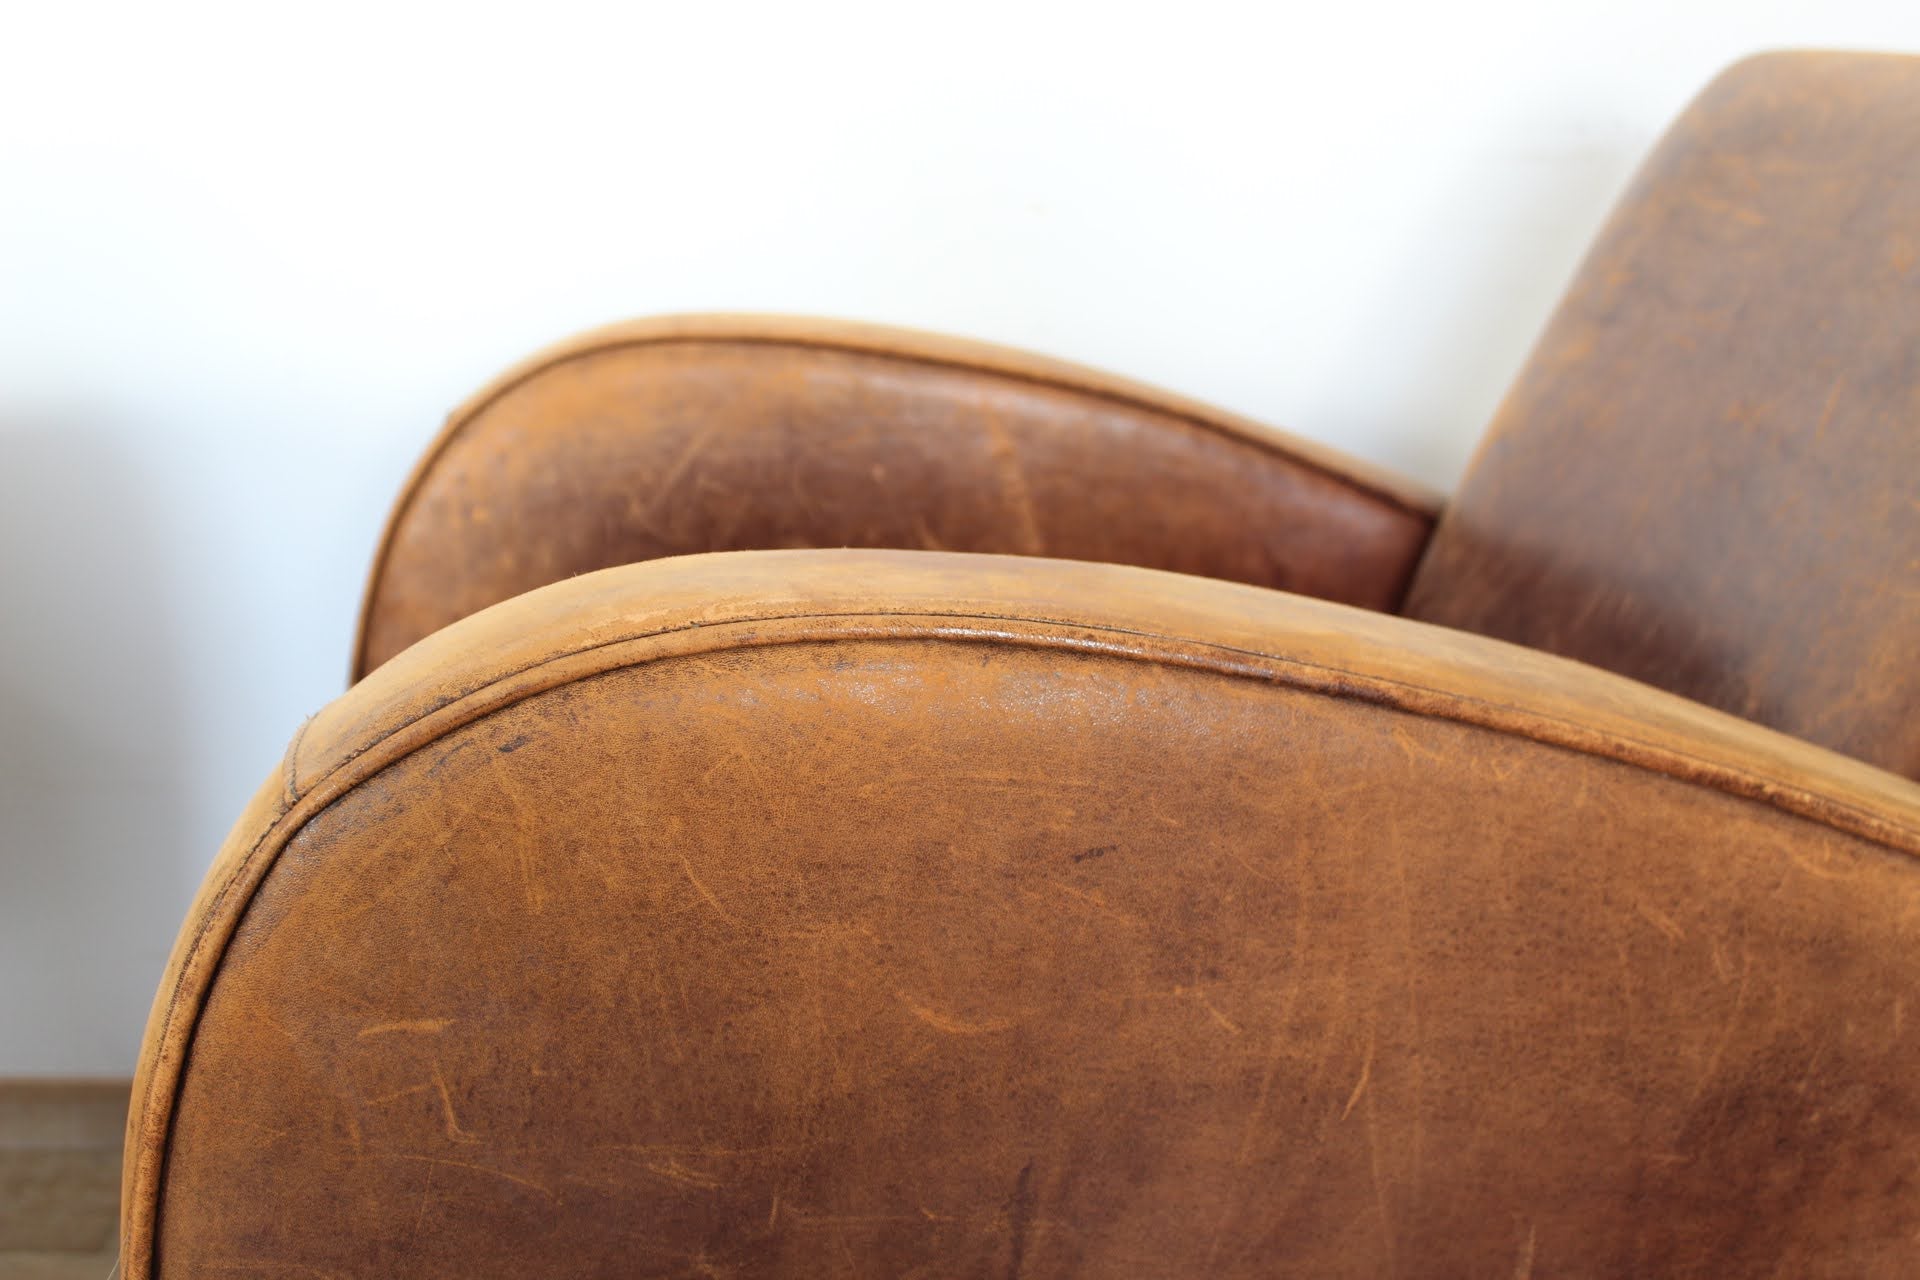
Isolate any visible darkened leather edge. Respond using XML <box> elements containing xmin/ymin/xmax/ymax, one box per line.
<box><xmin>349</xmin><ymin>314</ymin><xmax>1445</xmax><ymax>682</ymax></box>
<box><xmin>132</xmin><ymin>547</ymin><xmax>1920</xmax><ymax>1278</ymax></box>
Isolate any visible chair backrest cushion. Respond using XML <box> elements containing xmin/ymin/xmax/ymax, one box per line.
<box><xmin>1405</xmin><ymin>52</ymin><xmax>1920</xmax><ymax>780</ymax></box>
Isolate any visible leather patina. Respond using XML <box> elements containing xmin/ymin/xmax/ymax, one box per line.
<box><xmin>129</xmin><ymin>552</ymin><xmax>1920</xmax><ymax>1276</ymax></box>
<box><xmin>353</xmin><ymin>315</ymin><xmax>1440</xmax><ymax>679</ymax></box>
<box><xmin>1407</xmin><ymin>52</ymin><xmax>1920</xmax><ymax>780</ymax></box>
<box><xmin>127</xmin><ymin>50</ymin><xmax>1920</xmax><ymax>1278</ymax></box>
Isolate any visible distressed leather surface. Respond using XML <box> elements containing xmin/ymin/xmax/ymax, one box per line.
<box><xmin>353</xmin><ymin>315</ymin><xmax>1438</xmax><ymax>679</ymax></box>
<box><xmin>129</xmin><ymin>552</ymin><xmax>1920</xmax><ymax>1277</ymax></box>
<box><xmin>1407</xmin><ymin>52</ymin><xmax>1920</xmax><ymax>781</ymax></box>
<box><xmin>129</xmin><ymin>49</ymin><xmax>1920</xmax><ymax>1277</ymax></box>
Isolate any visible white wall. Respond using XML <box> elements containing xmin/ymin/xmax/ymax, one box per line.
<box><xmin>3</xmin><ymin>0</ymin><xmax>1916</xmax><ymax>1075</ymax></box>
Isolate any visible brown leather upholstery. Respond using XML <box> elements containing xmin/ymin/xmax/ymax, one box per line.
<box><xmin>129</xmin><ymin>553</ymin><xmax>1920</xmax><ymax>1277</ymax></box>
<box><xmin>1406</xmin><ymin>52</ymin><xmax>1920</xmax><ymax>780</ymax></box>
<box><xmin>128</xmin><ymin>50</ymin><xmax>1920</xmax><ymax>1279</ymax></box>
<box><xmin>353</xmin><ymin>315</ymin><xmax>1439</xmax><ymax>679</ymax></box>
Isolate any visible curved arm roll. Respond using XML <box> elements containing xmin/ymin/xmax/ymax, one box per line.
<box><xmin>353</xmin><ymin>315</ymin><xmax>1439</xmax><ymax>678</ymax></box>
<box><xmin>137</xmin><ymin>550</ymin><xmax>1920</xmax><ymax>1276</ymax></box>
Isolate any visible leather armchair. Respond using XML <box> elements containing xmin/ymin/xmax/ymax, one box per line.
<box><xmin>123</xmin><ymin>52</ymin><xmax>1920</xmax><ymax>1276</ymax></box>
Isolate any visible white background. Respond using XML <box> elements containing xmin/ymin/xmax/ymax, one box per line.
<box><xmin>3</xmin><ymin>1</ymin><xmax>1916</xmax><ymax>1075</ymax></box>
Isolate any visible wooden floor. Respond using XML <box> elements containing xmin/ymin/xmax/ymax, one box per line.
<box><xmin>0</xmin><ymin>1253</ymin><xmax>117</xmax><ymax>1279</ymax></box>
<box><xmin>0</xmin><ymin>1082</ymin><xmax>125</xmax><ymax>1280</ymax></box>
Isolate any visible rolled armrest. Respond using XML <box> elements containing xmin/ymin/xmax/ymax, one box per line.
<box><xmin>353</xmin><ymin>315</ymin><xmax>1439</xmax><ymax>677</ymax></box>
<box><xmin>137</xmin><ymin>550</ymin><xmax>1920</xmax><ymax>1276</ymax></box>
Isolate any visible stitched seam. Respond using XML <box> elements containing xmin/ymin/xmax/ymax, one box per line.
<box><xmin>130</xmin><ymin>791</ymin><xmax>289</xmax><ymax>1277</ymax></box>
<box><xmin>282</xmin><ymin>715</ymin><xmax>313</xmax><ymax>807</ymax></box>
<box><xmin>315</xmin><ymin>607</ymin><xmax>1920</xmax><ymax>854</ymax></box>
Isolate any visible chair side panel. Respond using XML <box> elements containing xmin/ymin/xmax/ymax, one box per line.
<box><xmin>152</xmin><ymin>638</ymin><xmax>1920</xmax><ymax>1276</ymax></box>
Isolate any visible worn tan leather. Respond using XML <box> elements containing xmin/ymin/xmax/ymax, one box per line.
<box><xmin>1406</xmin><ymin>51</ymin><xmax>1920</xmax><ymax>780</ymax></box>
<box><xmin>353</xmin><ymin>315</ymin><xmax>1439</xmax><ymax>679</ymax></box>
<box><xmin>129</xmin><ymin>49</ymin><xmax>1920</xmax><ymax>1278</ymax></box>
<box><xmin>129</xmin><ymin>551</ymin><xmax>1920</xmax><ymax>1277</ymax></box>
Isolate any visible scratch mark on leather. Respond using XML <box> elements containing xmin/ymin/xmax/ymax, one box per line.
<box><xmin>912</xmin><ymin>513</ymin><xmax>950</xmax><ymax>551</ymax></box>
<box><xmin>431</xmin><ymin>1064</ymin><xmax>481</xmax><ymax>1144</ymax></box>
<box><xmin>679</xmin><ymin>855</ymin><xmax>743</xmax><ymax>929</ymax></box>
<box><xmin>1219</xmin><ymin>841</ymin><xmax>1284</xmax><ymax>886</ymax></box>
<box><xmin>699</xmin><ymin>741</ymin><xmax>777</xmax><ymax>796</ymax></box>
<box><xmin>639</xmin><ymin>430</ymin><xmax>711</xmax><ymax>524</ymax></box>
<box><xmin>1788</xmin><ymin>846</ymin><xmax>1856</xmax><ymax>881</ymax></box>
<box><xmin>1384</xmin><ymin>812</ymin><xmax>1426</xmax><ymax>1194</ymax></box>
<box><xmin>1070</xmin><ymin>844</ymin><xmax>1115</xmax><ymax>863</ymax></box>
<box><xmin>358</xmin><ymin>1018</ymin><xmax>454</xmax><ymax>1037</ymax></box>
<box><xmin>1709</xmin><ymin>939</ymin><xmax>1733</xmax><ymax>982</ymax></box>
<box><xmin>1390</xmin><ymin>724</ymin><xmax>1447</xmax><ymax>766</ymax></box>
<box><xmin>648</xmin><ymin>963</ymin><xmax>689</xmax><ymax>1064</ymax></box>
<box><xmin>1362</xmin><ymin>1088</ymin><xmax>1397</xmax><ymax>1269</ymax></box>
<box><xmin>407</xmin><ymin>1159</ymin><xmax>435</xmax><ymax>1244</ymax></box>
<box><xmin>644</xmin><ymin>1159</ymin><xmax>724</xmax><ymax>1190</ymax></box>
<box><xmin>1178</xmin><ymin>985</ymin><xmax>1241</xmax><ymax>1034</ymax></box>
<box><xmin>1812</xmin><ymin>378</ymin><xmax>1845</xmax><ymax>441</ymax></box>
<box><xmin>982</xmin><ymin>415</ymin><xmax>1045</xmax><ymax>555</ymax></box>
<box><xmin>1340</xmin><ymin>1030</ymin><xmax>1376</xmax><ymax>1121</ymax></box>
<box><xmin>481</xmin><ymin>760</ymin><xmax>547</xmax><ymax>913</ymax></box>
<box><xmin>947</xmin><ymin>772</ymin><xmax>1104</xmax><ymax>790</ymax></box>
<box><xmin>1687</xmin><ymin>945</ymin><xmax>1753</xmax><ymax>1107</ymax></box>
<box><xmin>1235</xmin><ymin>1025</ymin><xmax>1290</xmax><ymax>1167</ymax></box>
<box><xmin>1044</xmin><ymin>878</ymin><xmax>1146</xmax><ymax>928</ymax></box>
<box><xmin>1005</xmin><ymin>1158</ymin><xmax>1036</xmax><ymax>1280</ymax></box>
<box><xmin>496</xmin><ymin>734</ymin><xmax>533</xmax><ymax>754</ymax></box>
<box><xmin>778</xmin><ymin>1206</ymin><xmax>943</xmax><ymax>1227</ymax></box>
<box><xmin>805</xmin><ymin>934</ymin><xmax>850</xmax><ymax>1089</ymax></box>
<box><xmin>1512</xmin><ymin>1220</ymin><xmax>1537</xmax><ymax>1278</ymax></box>
<box><xmin>364</xmin><ymin>1084</ymin><xmax>435</xmax><ymax>1108</ymax></box>
<box><xmin>897</xmin><ymin>991</ymin><xmax>1016</xmax><ymax>1035</ymax></box>
<box><xmin>592</xmin><ymin>1140</ymin><xmax>796</xmax><ymax>1158</ymax></box>
<box><xmin>372</xmin><ymin>1152</ymin><xmax>556</xmax><ymax>1200</ymax></box>
<box><xmin>1688</xmin><ymin>190</ymin><xmax>1769</xmax><ymax>226</ymax></box>
<box><xmin>1632</xmin><ymin>899</ymin><xmax>1686</xmax><ymax>943</ymax></box>
<box><xmin>202</xmin><ymin>1261</ymin><xmax>347</xmax><ymax>1278</ymax></box>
